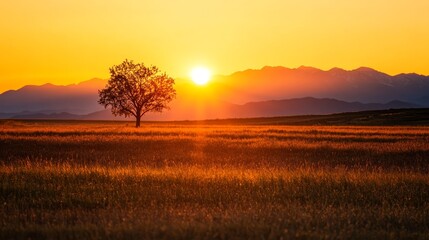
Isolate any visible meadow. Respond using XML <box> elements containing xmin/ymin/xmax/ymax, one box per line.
<box><xmin>1</xmin><ymin>120</ymin><xmax>429</xmax><ymax>239</ymax></box>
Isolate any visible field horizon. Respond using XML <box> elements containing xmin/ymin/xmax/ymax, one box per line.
<box><xmin>4</xmin><ymin>108</ymin><xmax>429</xmax><ymax>126</ymax></box>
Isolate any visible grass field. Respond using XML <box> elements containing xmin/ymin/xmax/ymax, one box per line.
<box><xmin>1</xmin><ymin>120</ymin><xmax>429</xmax><ymax>239</ymax></box>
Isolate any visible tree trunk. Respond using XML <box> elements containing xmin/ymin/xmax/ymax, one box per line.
<box><xmin>135</xmin><ymin>116</ymin><xmax>141</xmax><ymax>128</ymax></box>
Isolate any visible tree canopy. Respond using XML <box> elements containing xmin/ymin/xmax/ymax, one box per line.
<box><xmin>98</xmin><ymin>60</ymin><xmax>176</xmax><ymax>127</ymax></box>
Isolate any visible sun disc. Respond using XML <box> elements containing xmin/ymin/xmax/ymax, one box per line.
<box><xmin>190</xmin><ymin>67</ymin><xmax>211</xmax><ymax>85</ymax></box>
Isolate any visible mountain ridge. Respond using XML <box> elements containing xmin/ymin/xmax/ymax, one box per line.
<box><xmin>3</xmin><ymin>66</ymin><xmax>428</xmax><ymax>94</ymax></box>
<box><xmin>1</xmin><ymin>66</ymin><xmax>428</xmax><ymax>120</ymax></box>
<box><xmin>212</xmin><ymin>66</ymin><xmax>429</xmax><ymax>105</ymax></box>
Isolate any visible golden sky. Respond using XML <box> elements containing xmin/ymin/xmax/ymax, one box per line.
<box><xmin>1</xmin><ymin>0</ymin><xmax>429</xmax><ymax>93</ymax></box>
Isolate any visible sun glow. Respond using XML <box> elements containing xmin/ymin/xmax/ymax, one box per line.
<box><xmin>190</xmin><ymin>67</ymin><xmax>211</xmax><ymax>85</ymax></box>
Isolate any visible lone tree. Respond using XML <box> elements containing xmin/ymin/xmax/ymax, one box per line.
<box><xmin>98</xmin><ymin>59</ymin><xmax>176</xmax><ymax>127</ymax></box>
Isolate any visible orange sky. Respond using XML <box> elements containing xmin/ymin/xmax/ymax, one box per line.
<box><xmin>1</xmin><ymin>0</ymin><xmax>429</xmax><ymax>93</ymax></box>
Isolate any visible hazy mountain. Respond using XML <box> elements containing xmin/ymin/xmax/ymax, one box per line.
<box><xmin>227</xmin><ymin>97</ymin><xmax>419</xmax><ymax>119</ymax></box>
<box><xmin>0</xmin><ymin>78</ymin><xmax>106</xmax><ymax>114</ymax></box>
<box><xmin>0</xmin><ymin>66</ymin><xmax>428</xmax><ymax>120</ymax></box>
<box><xmin>12</xmin><ymin>112</ymin><xmax>82</xmax><ymax>120</ymax></box>
<box><xmin>210</xmin><ymin>66</ymin><xmax>429</xmax><ymax>105</ymax></box>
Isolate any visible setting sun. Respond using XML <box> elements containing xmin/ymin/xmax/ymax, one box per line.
<box><xmin>190</xmin><ymin>67</ymin><xmax>211</xmax><ymax>85</ymax></box>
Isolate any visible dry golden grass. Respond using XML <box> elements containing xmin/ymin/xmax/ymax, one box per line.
<box><xmin>1</xmin><ymin>120</ymin><xmax>429</xmax><ymax>239</ymax></box>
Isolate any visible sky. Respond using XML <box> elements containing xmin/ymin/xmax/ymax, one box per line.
<box><xmin>1</xmin><ymin>0</ymin><xmax>429</xmax><ymax>93</ymax></box>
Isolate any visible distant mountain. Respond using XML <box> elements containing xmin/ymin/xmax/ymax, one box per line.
<box><xmin>82</xmin><ymin>109</ymin><xmax>127</xmax><ymax>121</ymax></box>
<box><xmin>12</xmin><ymin>112</ymin><xmax>82</xmax><ymax>120</ymax></box>
<box><xmin>0</xmin><ymin>66</ymin><xmax>428</xmax><ymax>120</ymax></box>
<box><xmin>0</xmin><ymin>78</ymin><xmax>106</xmax><ymax>115</ymax></box>
<box><xmin>227</xmin><ymin>97</ymin><xmax>419</xmax><ymax>118</ymax></box>
<box><xmin>212</xmin><ymin>66</ymin><xmax>429</xmax><ymax>105</ymax></box>
<box><xmin>4</xmin><ymin>97</ymin><xmax>420</xmax><ymax>121</ymax></box>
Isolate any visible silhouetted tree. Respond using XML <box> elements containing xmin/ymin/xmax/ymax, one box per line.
<box><xmin>98</xmin><ymin>59</ymin><xmax>176</xmax><ymax>127</ymax></box>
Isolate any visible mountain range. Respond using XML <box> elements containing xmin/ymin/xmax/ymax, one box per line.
<box><xmin>0</xmin><ymin>66</ymin><xmax>428</xmax><ymax>120</ymax></box>
<box><xmin>213</xmin><ymin>66</ymin><xmax>429</xmax><ymax>105</ymax></box>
